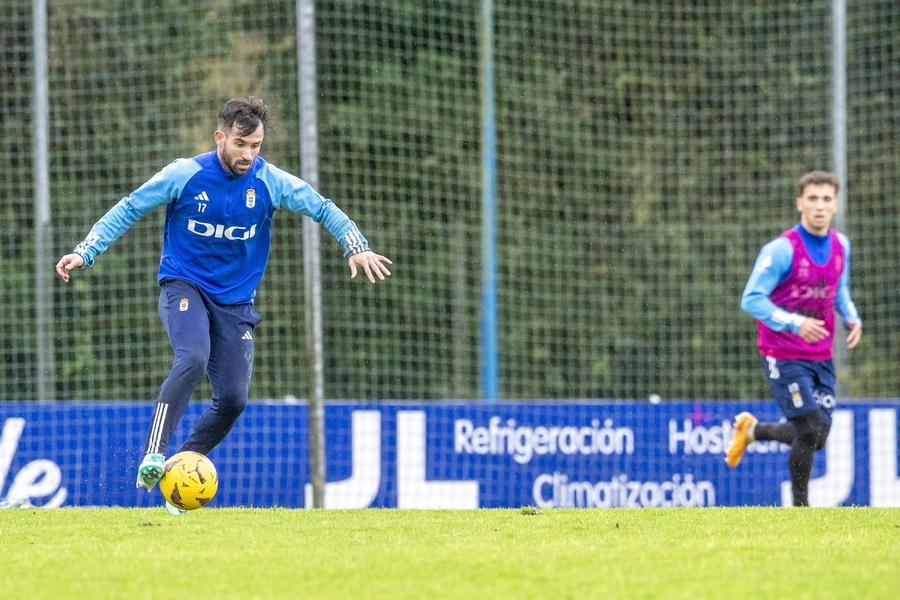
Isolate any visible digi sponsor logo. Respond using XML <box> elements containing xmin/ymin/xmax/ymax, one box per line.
<box><xmin>455</xmin><ymin>417</ymin><xmax>634</xmax><ymax>464</ymax></box>
<box><xmin>815</xmin><ymin>390</ymin><xmax>835</xmax><ymax>409</ymax></box>
<box><xmin>187</xmin><ymin>219</ymin><xmax>258</xmax><ymax>241</ymax></box>
<box><xmin>788</xmin><ymin>278</ymin><xmax>830</xmax><ymax>300</ymax></box>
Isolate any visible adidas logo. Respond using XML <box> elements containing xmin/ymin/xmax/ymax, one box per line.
<box><xmin>194</xmin><ymin>191</ymin><xmax>210</xmax><ymax>202</ymax></box>
<box><xmin>242</xmin><ymin>331</ymin><xmax>253</xmax><ymax>341</ymax></box>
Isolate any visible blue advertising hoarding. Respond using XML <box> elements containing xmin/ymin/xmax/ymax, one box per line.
<box><xmin>1</xmin><ymin>401</ymin><xmax>898</xmax><ymax>508</ymax></box>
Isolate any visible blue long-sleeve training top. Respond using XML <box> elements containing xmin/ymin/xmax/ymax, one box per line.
<box><xmin>740</xmin><ymin>223</ymin><xmax>861</xmax><ymax>334</ymax></box>
<box><xmin>73</xmin><ymin>151</ymin><xmax>369</xmax><ymax>304</ymax></box>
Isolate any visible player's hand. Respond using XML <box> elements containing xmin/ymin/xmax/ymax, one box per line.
<box><xmin>845</xmin><ymin>320</ymin><xmax>862</xmax><ymax>349</ymax></box>
<box><xmin>349</xmin><ymin>250</ymin><xmax>392</xmax><ymax>283</ymax></box>
<box><xmin>797</xmin><ymin>317</ymin><xmax>828</xmax><ymax>344</ymax></box>
<box><xmin>56</xmin><ymin>253</ymin><xmax>84</xmax><ymax>282</ymax></box>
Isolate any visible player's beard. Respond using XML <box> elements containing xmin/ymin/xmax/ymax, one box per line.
<box><xmin>219</xmin><ymin>150</ymin><xmax>252</xmax><ymax>176</ymax></box>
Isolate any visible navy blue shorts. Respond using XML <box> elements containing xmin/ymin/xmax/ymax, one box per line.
<box><xmin>145</xmin><ymin>278</ymin><xmax>262</xmax><ymax>455</ymax></box>
<box><xmin>758</xmin><ymin>355</ymin><xmax>836</xmax><ymax>425</ymax></box>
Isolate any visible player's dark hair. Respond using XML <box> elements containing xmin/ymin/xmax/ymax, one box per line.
<box><xmin>218</xmin><ymin>97</ymin><xmax>269</xmax><ymax>137</ymax></box>
<box><xmin>796</xmin><ymin>170</ymin><xmax>840</xmax><ymax>195</ymax></box>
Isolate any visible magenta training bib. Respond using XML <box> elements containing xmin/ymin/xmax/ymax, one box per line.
<box><xmin>757</xmin><ymin>228</ymin><xmax>844</xmax><ymax>360</ymax></box>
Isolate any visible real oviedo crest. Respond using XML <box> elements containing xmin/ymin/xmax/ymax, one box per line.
<box><xmin>246</xmin><ymin>189</ymin><xmax>256</xmax><ymax>209</ymax></box>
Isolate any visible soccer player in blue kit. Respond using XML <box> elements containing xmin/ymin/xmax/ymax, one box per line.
<box><xmin>726</xmin><ymin>171</ymin><xmax>862</xmax><ymax>506</ymax></box>
<box><xmin>56</xmin><ymin>98</ymin><xmax>392</xmax><ymax>500</ymax></box>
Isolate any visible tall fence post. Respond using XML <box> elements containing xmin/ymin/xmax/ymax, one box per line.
<box><xmin>33</xmin><ymin>0</ymin><xmax>54</xmax><ymax>401</ymax></box>
<box><xmin>297</xmin><ymin>0</ymin><xmax>325</xmax><ymax>508</ymax></box>
<box><xmin>831</xmin><ymin>0</ymin><xmax>848</xmax><ymax>397</ymax></box>
<box><xmin>480</xmin><ymin>0</ymin><xmax>498</xmax><ymax>403</ymax></box>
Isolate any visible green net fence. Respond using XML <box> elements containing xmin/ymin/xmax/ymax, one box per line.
<box><xmin>2</xmin><ymin>0</ymin><xmax>899</xmax><ymax>402</ymax></box>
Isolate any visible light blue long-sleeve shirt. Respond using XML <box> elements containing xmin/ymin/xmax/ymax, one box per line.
<box><xmin>73</xmin><ymin>151</ymin><xmax>370</xmax><ymax>304</ymax></box>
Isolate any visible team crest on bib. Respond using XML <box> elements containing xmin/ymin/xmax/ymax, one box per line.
<box><xmin>179</xmin><ymin>298</ymin><xmax>189</xmax><ymax>312</ymax></box>
<box><xmin>246</xmin><ymin>189</ymin><xmax>256</xmax><ymax>208</ymax></box>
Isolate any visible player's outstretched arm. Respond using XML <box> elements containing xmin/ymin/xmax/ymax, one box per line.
<box><xmin>348</xmin><ymin>251</ymin><xmax>392</xmax><ymax>283</ymax></box>
<box><xmin>845</xmin><ymin>320</ymin><xmax>862</xmax><ymax>349</ymax></box>
<box><xmin>55</xmin><ymin>253</ymin><xmax>85</xmax><ymax>283</ymax></box>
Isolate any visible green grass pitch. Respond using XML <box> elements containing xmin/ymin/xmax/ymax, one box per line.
<box><xmin>1</xmin><ymin>507</ymin><xmax>898</xmax><ymax>599</ymax></box>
